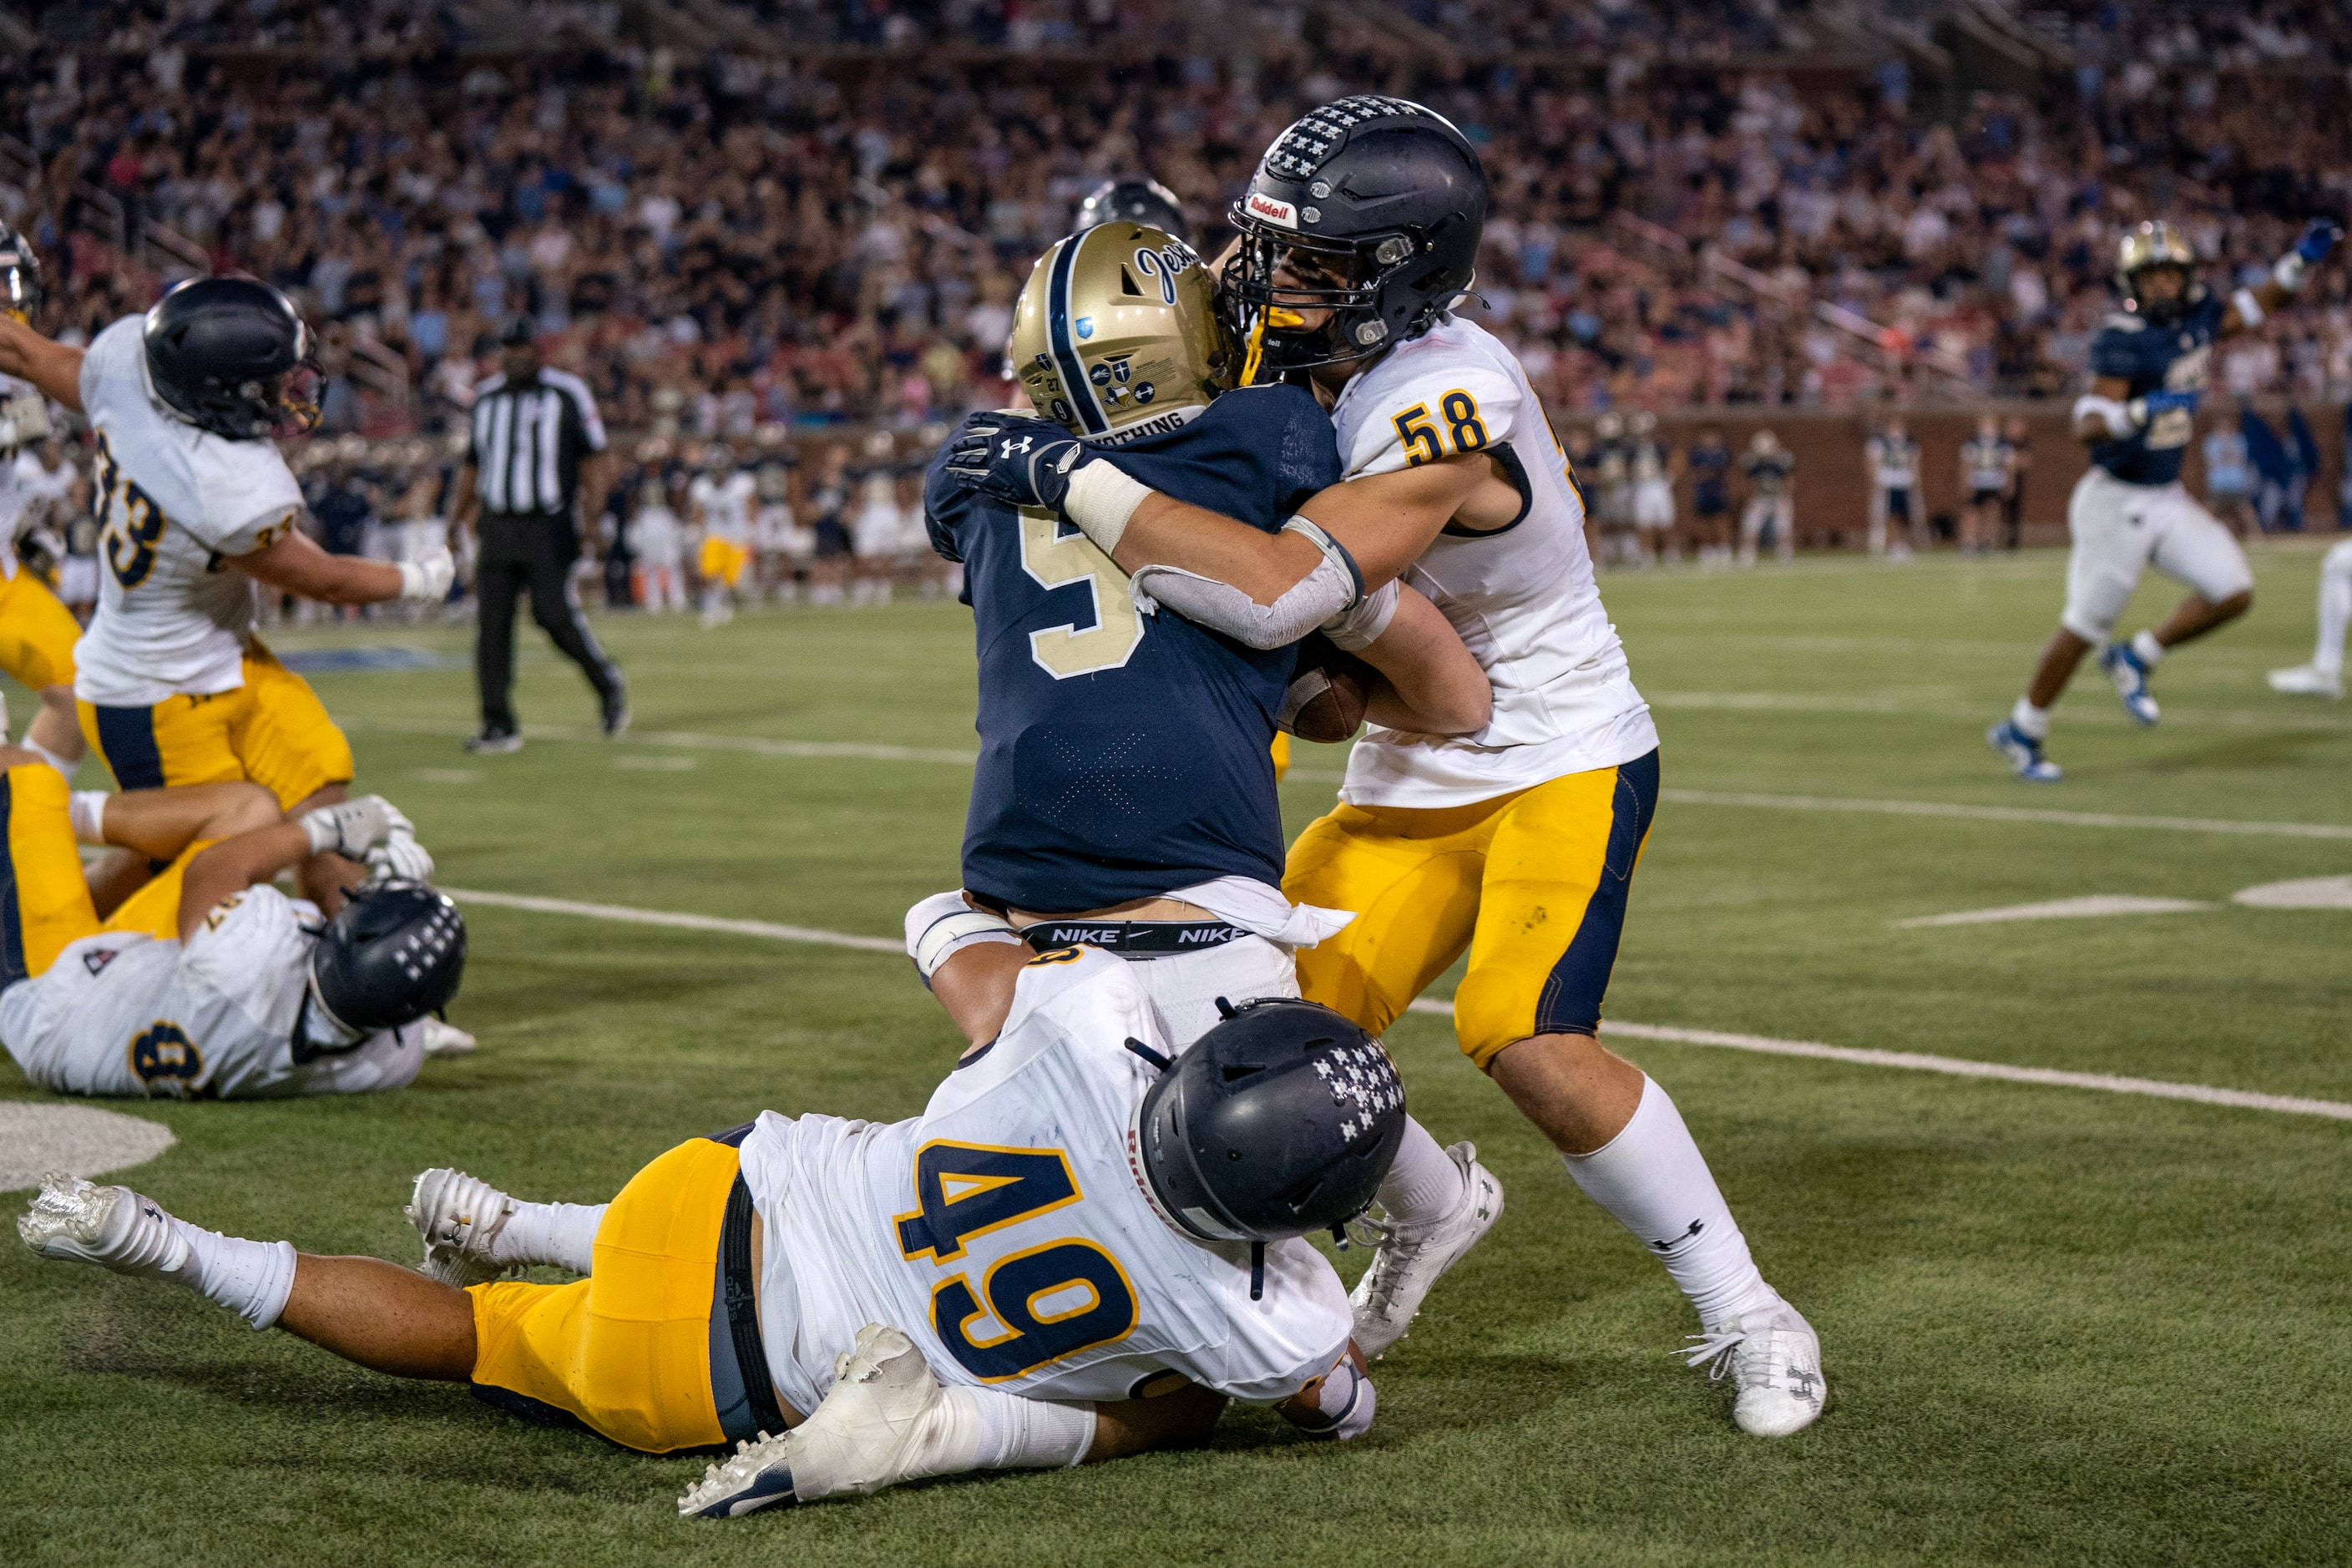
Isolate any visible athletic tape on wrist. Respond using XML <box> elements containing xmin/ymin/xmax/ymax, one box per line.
<box><xmin>2073</xmin><ymin>395</ymin><xmax>2136</xmax><ymax>439</ymax></box>
<box><xmin>2273</xmin><ymin>251</ymin><xmax>2309</xmax><ymax>294</ymax></box>
<box><xmin>2231</xmin><ymin>287</ymin><xmax>2266</xmax><ymax>327</ymax></box>
<box><xmin>1063</xmin><ymin>461</ymin><xmax>1153</xmax><ymax>554</ymax></box>
<box><xmin>1320</xmin><ymin>579</ymin><xmax>1399</xmax><ymax>651</ymax></box>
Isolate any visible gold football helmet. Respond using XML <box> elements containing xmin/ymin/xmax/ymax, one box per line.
<box><xmin>1009</xmin><ymin>224</ymin><xmax>1234</xmax><ymax>446</ymax></box>
<box><xmin>2117</xmin><ymin>220</ymin><xmax>2197</xmax><ymax>318</ymax></box>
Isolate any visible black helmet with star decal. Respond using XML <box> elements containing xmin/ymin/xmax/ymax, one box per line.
<box><xmin>1133</xmin><ymin>996</ymin><xmax>1405</xmax><ymax>1295</ymax></box>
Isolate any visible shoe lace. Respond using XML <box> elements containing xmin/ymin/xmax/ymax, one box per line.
<box><xmin>1681</xmin><ymin>1320</ymin><xmax>1800</xmax><ymax>1393</ymax></box>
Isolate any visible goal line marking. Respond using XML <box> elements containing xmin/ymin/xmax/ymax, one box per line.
<box><xmin>444</xmin><ymin>888</ymin><xmax>2352</xmax><ymax>1122</ymax></box>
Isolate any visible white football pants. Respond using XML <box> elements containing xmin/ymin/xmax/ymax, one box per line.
<box><xmin>2061</xmin><ymin>468</ymin><xmax>2253</xmax><ymax>644</ymax></box>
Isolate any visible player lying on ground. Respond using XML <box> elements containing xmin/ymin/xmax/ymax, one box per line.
<box><xmin>948</xmin><ymin>96</ymin><xmax>1823</xmax><ymax>1435</ymax></box>
<box><xmin>1987</xmin><ymin>215</ymin><xmax>2342</xmax><ymax>781</ymax></box>
<box><xmin>0</xmin><ymin>746</ymin><xmax>462</xmax><ymax>1098</ymax></box>
<box><xmin>917</xmin><ymin>216</ymin><xmax>1500</xmax><ymax>1367</ymax></box>
<box><xmin>0</xmin><ymin>273</ymin><xmax>458</xmax><ymax>913</ymax></box>
<box><xmin>22</xmin><ymin>938</ymin><xmax>1399</xmax><ymax>1513</ymax></box>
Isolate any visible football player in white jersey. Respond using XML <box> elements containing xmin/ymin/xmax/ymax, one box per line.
<box><xmin>688</xmin><ymin>441</ymin><xmax>756</xmax><ymax>626</ymax></box>
<box><xmin>22</xmin><ymin>937</ymin><xmax>1399</xmax><ymax>1512</ymax></box>
<box><xmin>948</xmin><ymin>97</ymin><xmax>1823</xmax><ymax>1435</ymax></box>
<box><xmin>0</xmin><ymin>276</ymin><xmax>457</xmax><ymax>912</ymax></box>
<box><xmin>0</xmin><ymin>740</ymin><xmax>461</xmax><ymax>1099</ymax></box>
<box><xmin>0</xmin><ymin>225</ymin><xmax>95</xmax><ymax>781</ymax></box>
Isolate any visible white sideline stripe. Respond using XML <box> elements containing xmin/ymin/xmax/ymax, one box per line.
<box><xmin>1659</xmin><ymin>789</ymin><xmax>2352</xmax><ymax>842</ymax></box>
<box><xmin>341</xmin><ymin>716</ymin><xmax>2352</xmax><ymax>839</ymax></box>
<box><xmin>1399</xmin><ymin>999</ymin><xmax>2352</xmax><ymax>1121</ymax></box>
<box><xmin>1890</xmin><ymin>894</ymin><xmax>2213</xmax><ymax>928</ymax></box>
<box><xmin>447</xmin><ymin>887</ymin><xmax>2352</xmax><ymax>1122</ymax></box>
<box><xmin>443</xmin><ymin>888</ymin><xmax>904</xmax><ymax>953</ymax></box>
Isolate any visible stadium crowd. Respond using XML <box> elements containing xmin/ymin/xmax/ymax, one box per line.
<box><xmin>3</xmin><ymin>0</ymin><xmax>2349</xmax><ymax>446</ymax></box>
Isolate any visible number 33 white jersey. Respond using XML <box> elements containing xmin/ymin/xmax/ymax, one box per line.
<box><xmin>1329</xmin><ymin>315</ymin><xmax>1659</xmax><ymax>807</ymax></box>
<box><xmin>739</xmin><ymin>946</ymin><xmax>1353</xmax><ymax>1416</ymax></box>
<box><xmin>73</xmin><ymin>316</ymin><xmax>306</xmax><ymax>707</ymax></box>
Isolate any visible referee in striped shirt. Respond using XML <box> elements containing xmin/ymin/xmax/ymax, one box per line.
<box><xmin>451</xmin><ymin>318</ymin><xmax>628</xmax><ymax>752</ymax></box>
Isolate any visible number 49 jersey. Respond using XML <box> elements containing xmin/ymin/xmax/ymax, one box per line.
<box><xmin>738</xmin><ymin>947</ymin><xmax>1354</xmax><ymax>1416</ymax></box>
<box><xmin>923</xmin><ymin>383</ymin><xmax>1342</xmax><ymax>913</ymax></box>
<box><xmin>1328</xmin><ymin>314</ymin><xmax>1657</xmax><ymax>809</ymax></box>
<box><xmin>73</xmin><ymin>316</ymin><xmax>306</xmax><ymax>707</ymax></box>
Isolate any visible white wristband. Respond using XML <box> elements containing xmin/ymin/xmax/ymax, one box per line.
<box><xmin>397</xmin><ymin>559</ymin><xmax>427</xmax><ymax>599</ymax></box>
<box><xmin>1062</xmin><ymin>461</ymin><xmax>1153</xmax><ymax>555</ymax></box>
<box><xmin>2074</xmin><ymin>395</ymin><xmax>2136</xmax><ymax>439</ymax></box>
<box><xmin>905</xmin><ymin>891</ymin><xmax>1020</xmax><ymax>980</ymax></box>
<box><xmin>2232</xmin><ymin>287</ymin><xmax>2265</xmax><ymax>327</ymax></box>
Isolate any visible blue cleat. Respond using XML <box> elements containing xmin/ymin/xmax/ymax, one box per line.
<box><xmin>1987</xmin><ymin>721</ymin><xmax>2061</xmax><ymax>782</ymax></box>
<box><xmin>2099</xmin><ymin>642</ymin><xmax>2160</xmax><ymax>726</ymax></box>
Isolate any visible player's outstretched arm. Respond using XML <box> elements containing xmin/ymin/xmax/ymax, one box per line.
<box><xmin>175</xmin><ymin>795</ymin><xmax>423</xmax><ymax>939</ymax></box>
<box><xmin>232</xmin><ymin>523</ymin><xmax>453</xmax><ymax>607</ymax></box>
<box><xmin>0</xmin><ymin>315</ymin><xmax>83</xmax><ymax>413</ymax></box>
<box><xmin>1351</xmin><ymin>584</ymin><xmax>1492</xmax><ymax>736</ymax></box>
<box><xmin>86</xmin><ymin>779</ymin><xmax>281</xmax><ymax>867</ymax></box>
<box><xmin>2222</xmin><ymin>217</ymin><xmax>2341</xmax><ymax>336</ymax></box>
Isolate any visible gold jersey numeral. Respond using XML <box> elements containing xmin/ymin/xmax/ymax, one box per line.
<box><xmin>1019</xmin><ymin>508</ymin><xmax>1146</xmax><ymax>679</ymax></box>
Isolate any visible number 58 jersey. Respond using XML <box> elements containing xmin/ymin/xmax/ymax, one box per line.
<box><xmin>739</xmin><ymin>947</ymin><xmax>1354</xmax><ymax>1415</ymax></box>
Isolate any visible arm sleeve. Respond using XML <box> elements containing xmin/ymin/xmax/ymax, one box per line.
<box><xmin>921</xmin><ymin>445</ymin><xmax>971</xmax><ymax>563</ymax></box>
<box><xmin>1339</xmin><ymin>363</ymin><xmax>1524</xmax><ymax>479</ymax></box>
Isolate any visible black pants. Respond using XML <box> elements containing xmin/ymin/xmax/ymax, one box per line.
<box><xmin>475</xmin><ymin>512</ymin><xmax>623</xmax><ymax>734</ymax></box>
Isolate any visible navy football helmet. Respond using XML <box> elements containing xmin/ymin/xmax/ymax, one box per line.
<box><xmin>143</xmin><ymin>276</ymin><xmax>323</xmax><ymax>440</ymax></box>
<box><xmin>1135</xmin><ymin>997</ymin><xmax>1406</xmax><ymax>1297</ymax></box>
<box><xmin>1075</xmin><ymin>178</ymin><xmax>1191</xmax><ymax>245</ymax></box>
<box><xmin>1221</xmin><ymin>96</ymin><xmax>1489</xmax><ymax>377</ymax></box>
<box><xmin>308</xmin><ymin>881</ymin><xmax>467</xmax><ymax>1041</ymax></box>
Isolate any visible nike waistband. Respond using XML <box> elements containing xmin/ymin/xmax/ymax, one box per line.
<box><xmin>1020</xmin><ymin>919</ymin><xmax>1248</xmax><ymax>959</ymax></box>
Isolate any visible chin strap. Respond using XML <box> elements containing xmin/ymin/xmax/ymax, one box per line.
<box><xmin>1239</xmin><ymin>307</ymin><xmax>1268</xmax><ymax>387</ymax></box>
<box><xmin>1250</xmin><ymin>1241</ymin><xmax>1267</xmax><ymax>1301</ymax></box>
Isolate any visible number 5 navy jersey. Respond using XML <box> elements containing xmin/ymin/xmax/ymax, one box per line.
<box><xmin>923</xmin><ymin>382</ymin><xmax>1343</xmax><ymax>913</ymax></box>
<box><xmin>2086</xmin><ymin>292</ymin><xmax>2223</xmax><ymax>487</ymax></box>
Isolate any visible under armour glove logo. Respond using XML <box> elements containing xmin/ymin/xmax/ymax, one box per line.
<box><xmin>943</xmin><ymin>412</ymin><xmax>1095</xmax><ymax>511</ymax></box>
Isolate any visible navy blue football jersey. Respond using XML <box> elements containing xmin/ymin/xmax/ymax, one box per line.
<box><xmin>925</xmin><ymin>384</ymin><xmax>1343</xmax><ymax>913</ymax></box>
<box><xmin>2087</xmin><ymin>291</ymin><xmax>2224</xmax><ymax>486</ymax></box>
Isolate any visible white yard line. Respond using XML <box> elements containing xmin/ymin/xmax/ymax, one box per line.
<box><xmin>340</xmin><ymin>717</ymin><xmax>2352</xmax><ymax>841</ymax></box>
<box><xmin>444</xmin><ymin>888</ymin><xmax>2352</xmax><ymax>1122</ymax></box>
<box><xmin>1890</xmin><ymin>894</ymin><xmax>2214</xmax><ymax>928</ymax></box>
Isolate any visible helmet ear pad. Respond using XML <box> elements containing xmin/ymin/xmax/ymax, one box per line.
<box><xmin>310</xmin><ymin>882</ymin><xmax>467</xmax><ymax>1034</ymax></box>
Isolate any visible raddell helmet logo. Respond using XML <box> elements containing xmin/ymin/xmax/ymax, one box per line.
<box><xmin>1246</xmin><ymin>192</ymin><xmax>1298</xmax><ymax>230</ymax></box>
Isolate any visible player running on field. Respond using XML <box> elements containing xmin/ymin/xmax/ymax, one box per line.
<box><xmin>23</xmin><ymin>941</ymin><xmax>1404</xmax><ymax>1513</ymax></box>
<box><xmin>0</xmin><ymin>276</ymin><xmax>458</xmax><ymax>909</ymax></box>
<box><xmin>947</xmin><ymin>96</ymin><xmax>1823</xmax><ymax>1435</ymax></box>
<box><xmin>0</xmin><ymin>746</ymin><xmax>461</xmax><ymax>1098</ymax></box>
<box><xmin>1989</xmin><ymin>216</ymin><xmax>2342</xmax><ymax>782</ymax></box>
<box><xmin>0</xmin><ymin>225</ymin><xmax>94</xmax><ymax>780</ymax></box>
<box><xmin>923</xmin><ymin>220</ymin><xmax>1498</xmax><ymax>1358</ymax></box>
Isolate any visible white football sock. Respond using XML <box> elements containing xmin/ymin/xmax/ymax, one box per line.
<box><xmin>168</xmin><ymin>1218</ymin><xmax>298</xmax><ymax>1330</ymax></box>
<box><xmin>2130</xmin><ymin>629</ymin><xmax>2166</xmax><ymax>666</ymax></box>
<box><xmin>492</xmin><ymin>1201</ymin><xmax>607</xmax><ymax>1274</ymax></box>
<box><xmin>1561</xmin><ymin>1076</ymin><xmax>1778</xmax><ymax>1329</ymax></box>
<box><xmin>1376</xmin><ymin>1117</ymin><xmax>1460</xmax><ymax>1228</ymax></box>
<box><xmin>2314</xmin><ymin>544</ymin><xmax>2352</xmax><ymax>674</ymax></box>
<box><xmin>945</xmin><ymin>1386</ymin><xmax>1096</xmax><ymax>1471</ymax></box>
<box><xmin>2009</xmin><ymin>696</ymin><xmax>2051</xmax><ymax>741</ymax></box>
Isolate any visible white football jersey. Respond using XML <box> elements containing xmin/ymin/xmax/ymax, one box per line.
<box><xmin>1</xmin><ymin>448</ymin><xmax>76</xmax><ymax>579</ymax></box>
<box><xmin>1329</xmin><ymin>315</ymin><xmax>1658</xmax><ymax>807</ymax></box>
<box><xmin>0</xmin><ymin>884</ymin><xmax>422</xmax><ymax>1100</ymax></box>
<box><xmin>740</xmin><ymin>947</ymin><xmax>1353</xmax><ymax>1417</ymax></box>
<box><xmin>689</xmin><ymin>471</ymin><xmax>756</xmax><ymax>546</ymax></box>
<box><xmin>73</xmin><ymin>316</ymin><xmax>305</xmax><ymax>706</ymax></box>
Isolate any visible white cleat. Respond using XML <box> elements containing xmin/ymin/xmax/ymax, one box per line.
<box><xmin>405</xmin><ymin>1168</ymin><xmax>516</xmax><ymax>1287</ymax></box>
<box><xmin>1348</xmin><ymin>1141</ymin><xmax>1504</xmax><ymax>1362</ymax></box>
<box><xmin>1684</xmin><ymin>1302</ymin><xmax>1828</xmax><ymax>1437</ymax></box>
<box><xmin>679</xmin><ymin>1323</ymin><xmax>954</xmax><ymax>1516</ymax></box>
<box><xmin>2267</xmin><ymin>663</ymin><xmax>2344</xmax><ymax>700</ymax></box>
<box><xmin>421</xmin><ymin>1018</ymin><xmax>478</xmax><ymax>1055</ymax></box>
<box><xmin>17</xmin><ymin>1172</ymin><xmax>189</xmax><ymax>1279</ymax></box>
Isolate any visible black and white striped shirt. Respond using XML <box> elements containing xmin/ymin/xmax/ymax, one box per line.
<box><xmin>468</xmin><ymin>368</ymin><xmax>607</xmax><ymax>515</ymax></box>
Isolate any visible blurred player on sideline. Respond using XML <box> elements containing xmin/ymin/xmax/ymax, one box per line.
<box><xmin>1687</xmin><ymin>424</ymin><xmax>1732</xmax><ymax>567</ymax></box>
<box><xmin>1864</xmin><ymin>416</ymin><xmax>1920</xmax><ymax>559</ymax></box>
<box><xmin>690</xmin><ymin>441</ymin><xmax>755</xmax><ymax>628</ymax></box>
<box><xmin>948</xmin><ymin>99</ymin><xmax>1824</xmax><ymax>1436</ymax></box>
<box><xmin>2000</xmin><ymin>415</ymin><xmax>2033</xmax><ymax>549</ymax></box>
<box><xmin>1990</xmin><ymin>217</ymin><xmax>2341</xmax><ymax>782</ymax></box>
<box><xmin>1737</xmin><ymin>429</ymin><xmax>1796</xmax><ymax>565</ymax></box>
<box><xmin>1626</xmin><ymin>410</ymin><xmax>1676</xmax><ymax>567</ymax></box>
<box><xmin>1959</xmin><ymin>414</ymin><xmax>2011</xmax><ymax>555</ymax></box>
<box><xmin>625</xmin><ymin>442</ymin><xmax>686</xmax><ymax>613</ymax></box>
<box><xmin>0</xmin><ymin>274</ymin><xmax>455</xmax><ymax>910</ymax></box>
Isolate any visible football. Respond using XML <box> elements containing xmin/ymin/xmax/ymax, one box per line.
<box><xmin>1280</xmin><ymin>633</ymin><xmax>1373</xmax><ymax>743</ymax></box>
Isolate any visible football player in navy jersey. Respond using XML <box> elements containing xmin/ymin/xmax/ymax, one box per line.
<box><xmin>1990</xmin><ymin>216</ymin><xmax>2341</xmax><ymax>781</ymax></box>
<box><xmin>918</xmin><ymin>221</ymin><xmax>1499</xmax><ymax>1353</ymax></box>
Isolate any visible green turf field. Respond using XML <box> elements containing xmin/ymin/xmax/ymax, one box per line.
<box><xmin>6</xmin><ymin>543</ymin><xmax>2349</xmax><ymax>1567</ymax></box>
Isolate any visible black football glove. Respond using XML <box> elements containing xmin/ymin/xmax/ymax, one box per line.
<box><xmin>943</xmin><ymin>413</ymin><xmax>1095</xmax><ymax>511</ymax></box>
